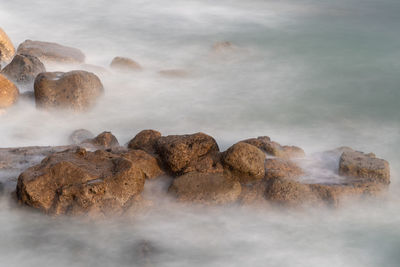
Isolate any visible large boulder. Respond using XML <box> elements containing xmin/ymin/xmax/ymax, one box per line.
<box><xmin>17</xmin><ymin>40</ymin><xmax>85</xmax><ymax>63</ymax></box>
<box><xmin>128</xmin><ymin>130</ymin><xmax>162</xmax><ymax>154</ymax></box>
<box><xmin>34</xmin><ymin>70</ymin><xmax>103</xmax><ymax>111</ymax></box>
<box><xmin>17</xmin><ymin>148</ymin><xmax>146</xmax><ymax>216</ymax></box>
<box><xmin>222</xmin><ymin>142</ymin><xmax>265</xmax><ymax>182</ymax></box>
<box><xmin>339</xmin><ymin>149</ymin><xmax>390</xmax><ymax>184</ymax></box>
<box><xmin>243</xmin><ymin>136</ymin><xmax>305</xmax><ymax>159</ymax></box>
<box><xmin>0</xmin><ymin>73</ymin><xmax>19</xmax><ymax>108</ymax></box>
<box><xmin>110</xmin><ymin>57</ymin><xmax>142</xmax><ymax>71</ymax></box>
<box><xmin>156</xmin><ymin>132</ymin><xmax>220</xmax><ymax>174</ymax></box>
<box><xmin>0</xmin><ymin>28</ymin><xmax>15</xmax><ymax>62</ymax></box>
<box><xmin>168</xmin><ymin>172</ymin><xmax>241</xmax><ymax>205</ymax></box>
<box><xmin>1</xmin><ymin>54</ymin><xmax>46</xmax><ymax>84</ymax></box>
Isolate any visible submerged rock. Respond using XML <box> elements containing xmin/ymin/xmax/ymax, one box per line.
<box><xmin>34</xmin><ymin>70</ymin><xmax>103</xmax><ymax>111</ymax></box>
<box><xmin>0</xmin><ymin>73</ymin><xmax>19</xmax><ymax>109</ymax></box>
<box><xmin>128</xmin><ymin>130</ymin><xmax>162</xmax><ymax>154</ymax></box>
<box><xmin>17</xmin><ymin>40</ymin><xmax>85</xmax><ymax>63</ymax></box>
<box><xmin>69</xmin><ymin>129</ymin><xmax>95</xmax><ymax>145</ymax></box>
<box><xmin>1</xmin><ymin>54</ymin><xmax>46</xmax><ymax>84</ymax></box>
<box><xmin>0</xmin><ymin>28</ymin><xmax>15</xmax><ymax>62</ymax></box>
<box><xmin>17</xmin><ymin>148</ymin><xmax>146</xmax><ymax>216</ymax></box>
<box><xmin>243</xmin><ymin>136</ymin><xmax>305</xmax><ymax>159</ymax></box>
<box><xmin>110</xmin><ymin>57</ymin><xmax>142</xmax><ymax>71</ymax></box>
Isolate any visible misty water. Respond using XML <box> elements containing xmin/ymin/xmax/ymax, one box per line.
<box><xmin>1</xmin><ymin>0</ymin><xmax>400</xmax><ymax>266</ymax></box>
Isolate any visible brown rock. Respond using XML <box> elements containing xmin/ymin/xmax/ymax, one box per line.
<box><xmin>243</xmin><ymin>136</ymin><xmax>305</xmax><ymax>159</ymax></box>
<box><xmin>16</xmin><ymin>148</ymin><xmax>146</xmax><ymax>216</ymax></box>
<box><xmin>88</xmin><ymin>131</ymin><xmax>120</xmax><ymax>149</ymax></box>
<box><xmin>1</xmin><ymin>54</ymin><xmax>46</xmax><ymax>84</ymax></box>
<box><xmin>0</xmin><ymin>28</ymin><xmax>15</xmax><ymax>62</ymax></box>
<box><xmin>69</xmin><ymin>129</ymin><xmax>95</xmax><ymax>145</ymax></box>
<box><xmin>168</xmin><ymin>172</ymin><xmax>241</xmax><ymax>205</ymax></box>
<box><xmin>121</xmin><ymin>149</ymin><xmax>164</xmax><ymax>179</ymax></box>
<box><xmin>128</xmin><ymin>130</ymin><xmax>162</xmax><ymax>154</ymax></box>
<box><xmin>156</xmin><ymin>132</ymin><xmax>220</xmax><ymax>174</ymax></box>
<box><xmin>34</xmin><ymin>70</ymin><xmax>103</xmax><ymax>111</ymax></box>
<box><xmin>110</xmin><ymin>57</ymin><xmax>142</xmax><ymax>71</ymax></box>
<box><xmin>222</xmin><ymin>142</ymin><xmax>265</xmax><ymax>182</ymax></box>
<box><xmin>265</xmin><ymin>158</ymin><xmax>303</xmax><ymax>180</ymax></box>
<box><xmin>339</xmin><ymin>149</ymin><xmax>390</xmax><ymax>184</ymax></box>
<box><xmin>0</xmin><ymin>73</ymin><xmax>19</xmax><ymax>108</ymax></box>
<box><xmin>17</xmin><ymin>40</ymin><xmax>85</xmax><ymax>63</ymax></box>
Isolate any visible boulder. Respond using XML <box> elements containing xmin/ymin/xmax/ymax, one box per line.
<box><xmin>1</xmin><ymin>54</ymin><xmax>45</xmax><ymax>84</ymax></box>
<box><xmin>121</xmin><ymin>149</ymin><xmax>164</xmax><ymax>179</ymax></box>
<box><xmin>156</xmin><ymin>132</ymin><xmax>220</xmax><ymax>174</ymax></box>
<box><xmin>17</xmin><ymin>148</ymin><xmax>146</xmax><ymax>216</ymax></box>
<box><xmin>110</xmin><ymin>57</ymin><xmax>142</xmax><ymax>71</ymax></box>
<box><xmin>222</xmin><ymin>142</ymin><xmax>265</xmax><ymax>182</ymax></box>
<box><xmin>17</xmin><ymin>40</ymin><xmax>85</xmax><ymax>63</ymax></box>
<box><xmin>128</xmin><ymin>130</ymin><xmax>162</xmax><ymax>154</ymax></box>
<box><xmin>339</xmin><ymin>149</ymin><xmax>390</xmax><ymax>184</ymax></box>
<box><xmin>0</xmin><ymin>73</ymin><xmax>19</xmax><ymax>108</ymax></box>
<box><xmin>34</xmin><ymin>70</ymin><xmax>103</xmax><ymax>111</ymax></box>
<box><xmin>68</xmin><ymin>129</ymin><xmax>95</xmax><ymax>145</ymax></box>
<box><xmin>168</xmin><ymin>172</ymin><xmax>241</xmax><ymax>205</ymax></box>
<box><xmin>265</xmin><ymin>158</ymin><xmax>303</xmax><ymax>180</ymax></box>
<box><xmin>243</xmin><ymin>136</ymin><xmax>305</xmax><ymax>159</ymax></box>
<box><xmin>0</xmin><ymin>28</ymin><xmax>15</xmax><ymax>62</ymax></box>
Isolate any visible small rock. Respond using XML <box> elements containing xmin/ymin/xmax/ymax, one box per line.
<box><xmin>128</xmin><ymin>130</ymin><xmax>162</xmax><ymax>154</ymax></box>
<box><xmin>69</xmin><ymin>129</ymin><xmax>95</xmax><ymax>145</ymax></box>
<box><xmin>34</xmin><ymin>70</ymin><xmax>103</xmax><ymax>111</ymax></box>
<box><xmin>0</xmin><ymin>28</ymin><xmax>15</xmax><ymax>62</ymax></box>
<box><xmin>88</xmin><ymin>131</ymin><xmax>120</xmax><ymax>149</ymax></box>
<box><xmin>243</xmin><ymin>136</ymin><xmax>305</xmax><ymax>159</ymax></box>
<box><xmin>17</xmin><ymin>40</ymin><xmax>85</xmax><ymax>63</ymax></box>
<box><xmin>0</xmin><ymin>74</ymin><xmax>19</xmax><ymax>108</ymax></box>
<box><xmin>1</xmin><ymin>54</ymin><xmax>46</xmax><ymax>84</ymax></box>
<box><xmin>110</xmin><ymin>57</ymin><xmax>142</xmax><ymax>71</ymax></box>
<box><xmin>168</xmin><ymin>172</ymin><xmax>241</xmax><ymax>205</ymax></box>
<box><xmin>222</xmin><ymin>142</ymin><xmax>266</xmax><ymax>183</ymax></box>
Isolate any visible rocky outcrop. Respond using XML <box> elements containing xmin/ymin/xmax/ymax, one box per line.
<box><xmin>17</xmin><ymin>40</ymin><xmax>85</xmax><ymax>63</ymax></box>
<box><xmin>34</xmin><ymin>70</ymin><xmax>103</xmax><ymax>111</ymax></box>
<box><xmin>128</xmin><ymin>130</ymin><xmax>162</xmax><ymax>154</ymax></box>
<box><xmin>156</xmin><ymin>133</ymin><xmax>220</xmax><ymax>174</ymax></box>
<box><xmin>168</xmin><ymin>172</ymin><xmax>241</xmax><ymax>205</ymax></box>
<box><xmin>110</xmin><ymin>57</ymin><xmax>142</xmax><ymax>71</ymax></box>
<box><xmin>1</xmin><ymin>54</ymin><xmax>45</xmax><ymax>84</ymax></box>
<box><xmin>17</xmin><ymin>148</ymin><xmax>146</xmax><ymax>216</ymax></box>
<box><xmin>0</xmin><ymin>73</ymin><xmax>19</xmax><ymax>109</ymax></box>
<box><xmin>222</xmin><ymin>142</ymin><xmax>265</xmax><ymax>183</ymax></box>
<box><xmin>0</xmin><ymin>28</ymin><xmax>15</xmax><ymax>62</ymax></box>
<box><xmin>339</xmin><ymin>149</ymin><xmax>390</xmax><ymax>184</ymax></box>
<box><xmin>243</xmin><ymin>136</ymin><xmax>305</xmax><ymax>159</ymax></box>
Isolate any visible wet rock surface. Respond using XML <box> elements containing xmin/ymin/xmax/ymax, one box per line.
<box><xmin>0</xmin><ymin>73</ymin><xmax>19</xmax><ymax>108</ymax></box>
<box><xmin>1</xmin><ymin>54</ymin><xmax>46</xmax><ymax>84</ymax></box>
<box><xmin>34</xmin><ymin>70</ymin><xmax>103</xmax><ymax>111</ymax></box>
<box><xmin>17</xmin><ymin>40</ymin><xmax>85</xmax><ymax>63</ymax></box>
<box><xmin>0</xmin><ymin>28</ymin><xmax>15</xmax><ymax>62</ymax></box>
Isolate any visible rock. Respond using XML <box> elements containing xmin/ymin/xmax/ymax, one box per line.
<box><xmin>1</xmin><ymin>54</ymin><xmax>46</xmax><ymax>84</ymax></box>
<box><xmin>69</xmin><ymin>129</ymin><xmax>95</xmax><ymax>145</ymax></box>
<box><xmin>158</xmin><ymin>69</ymin><xmax>188</xmax><ymax>78</ymax></box>
<box><xmin>243</xmin><ymin>136</ymin><xmax>305</xmax><ymax>159</ymax></box>
<box><xmin>0</xmin><ymin>28</ymin><xmax>15</xmax><ymax>62</ymax></box>
<box><xmin>34</xmin><ymin>70</ymin><xmax>103</xmax><ymax>111</ymax></box>
<box><xmin>339</xmin><ymin>149</ymin><xmax>390</xmax><ymax>184</ymax></box>
<box><xmin>265</xmin><ymin>158</ymin><xmax>303</xmax><ymax>180</ymax></box>
<box><xmin>17</xmin><ymin>40</ymin><xmax>85</xmax><ymax>63</ymax></box>
<box><xmin>222</xmin><ymin>142</ymin><xmax>265</xmax><ymax>182</ymax></box>
<box><xmin>17</xmin><ymin>148</ymin><xmax>146</xmax><ymax>216</ymax></box>
<box><xmin>168</xmin><ymin>172</ymin><xmax>241</xmax><ymax>205</ymax></box>
<box><xmin>110</xmin><ymin>57</ymin><xmax>142</xmax><ymax>71</ymax></box>
<box><xmin>128</xmin><ymin>130</ymin><xmax>162</xmax><ymax>154</ymax></box>
<box><xmin>121</xmin><ymin>149</ymin><xmax>164</xmax><ymax>179</ymax></box>
<box><xmin>0</xmin><ymin>74</ymin><xmax>19</xmax><ymax>108</ymax></box>
<box><xmin>86</xmin><ymin>131</ymin><xmax>120</xmax><ymax>149</ymax></box>
<box><xmin>156</xmin><ymin>132</ymin><xmax>220</xmax><ymax>174</ymax></box>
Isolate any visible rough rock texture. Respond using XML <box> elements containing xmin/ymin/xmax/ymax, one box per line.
<box><xmin>17</xmin><ymin>148</ymin><xmax>146</xmax><ymax>216</ymax></box>
<box><xmin>121</xmin><ymin>149</ymin><xmax>164</xmax><ymax>179</ymax></box>
<box><xmin>168</xmin><ymin>172</ymin><xmax>241</xmax><ymax>204</ymax></box>
<box><xmin>86</xmin><ymin>131</ymin><xmax>120</xmax><ymax>149</ymax></box>
<box><xmin>265</xmin><ymin>158</ymin><xmax>303</xmax><ymax>180</ymax></box>
<box><xmin>110</xmin><ymin>57</ymin><xmax>142</xmax><ymax>71</ymax></box>
<box><xmin>243</xmin><ymin>136</ymin><xmax>305</xmax><ymax>159</ymax></box>
<box><xmin>0</xmin><ymin>28</ymin><xmax>15</xmax><ymax>62</ymax></box>
<box><xmin>0</xmin><ymin>73</ymin><xmax>19</xmax><ymax>108</ymax></box>
<box><xmin>156</xmin><ymin>133</ymin><xmax>220</xmax><ymax>174</ymax></box>
<box><xmin>34</xmin><ymin>70</ymin><xmax>103</xmax><ymax>111</ymax></box>
<box><xmin>69</xmin><ymin>129</ymin><xmax>95</xmax><ymax>145</ymax></box>
<box><xmin>128</xmin><ymin>130</ymin><xmax>162</xmax><ymax>154</ymax></box>
<box><xmin>222</xmin><ymin>142</ymin><xmax>265</xmax><ymax>182</ymax></box>
<box><xmin>1</xmin><ymin>54</ymin><xmax>45</xmax><ymax>84</ymax></box>
<box><xmin>339</xmin><ymin>150</ymin><xmax>390</xmax><ymax>184</ymax></box>
<box><xmin>158</xmin><ymin>69</ymin><xmax>188</xmax><ymax>78</ymax></box>
<box><xmin>17</xmin><ymin>40</ymin><xmax>85</xmax><ymax>63</ymax></box>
